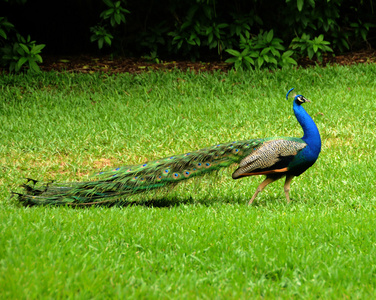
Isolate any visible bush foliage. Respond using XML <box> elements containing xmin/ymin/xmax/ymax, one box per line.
<box><xmin>1</xmin><ymin>0</ymin><xmax>376</xmax><ymax>71</ymax></box>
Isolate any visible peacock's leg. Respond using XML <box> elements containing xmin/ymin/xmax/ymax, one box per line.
<box><xmin>248</xmin><ymin>176</ymin><xmax>279</xmax><ymax>205</ymax></box>
<box><xmin>283</xmin><ymin>175</ymin><xmax>294</xmax><ymax>203</ymax></box>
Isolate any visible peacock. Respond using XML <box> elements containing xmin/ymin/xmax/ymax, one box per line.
<box><xmin>15</xmin><ymin>88</ymin><xmax>321</xmax><ymax>206</ymax></box>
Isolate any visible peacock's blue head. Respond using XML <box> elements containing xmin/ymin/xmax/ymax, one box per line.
<box><xmin>286</xmin><ymin>88</ymin><xmax>310</xmax><ymax>105</ymax></box>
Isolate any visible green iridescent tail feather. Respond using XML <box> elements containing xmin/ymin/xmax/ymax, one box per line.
<box><xmin>16</xmin><ymin>139</ymin><xmax>265</xmax><ymax>206</ymax></box>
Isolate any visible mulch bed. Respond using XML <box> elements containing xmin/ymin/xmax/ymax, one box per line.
<box><xmin>4</xmin><ymin>49</ymin><xmax>376</xmax><ymax>74</ymax></box>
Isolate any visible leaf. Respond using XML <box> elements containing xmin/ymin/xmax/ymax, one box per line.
<box><xmin>98</xmin><ymin>38</ymin><xmax>104</xmax><ymax>49</ymax></box>
<box><xmin>234</xmin><ymin>60</ymin><xmax>241</xmax><ymax>71</ymax></box>
<box><xmin>307</xmin><ymin>0</ymin><xmax>315</xmax><ymax>7</ymax></box>
<box><xmin>284</xmin><ymin>57</ymin><xmax>298</xmax><ymax>65</ymax></box>
<box><xmin>270</xmin><ymin>47</ymin><xmax>280</xmax><ymax>57</ymax></box>
<box><xmin>340</xmin><ymin>39</ymin><xmax>350</xmax><ymax>50</ymax></box>
<box><xmin>15</xmin><ymin>61</ymin><xmax>22</xmax><ymax>72</ymax></box>
<box><xmin>323</xmin><ymin>45</ymin><xmax>333</xmax><ymax>52</ymax></box>
<box><xmin>307</xmin><ymin>48</ymin><xmax>314</xmax><ymax>60</ymax></box>
<box><xmin>313</xmin><ymin>44</ymin><xmax>318</xmax><ymax>53</ymax></box>
<box><xmin>35</xmin><ymin>54</ymin><xmax>43</xmax><ymax>63</ymax></box>
<box><xmin>249</xmin><ymin>51</ymin><xmax>259</xmax><ymax>58</ymax></box>
<box><xmin>269</xmin><ymin>57</ymin><xmax>278</xmax><ymax>65</ymax></box>
<box><xmin>9</xmin><ymin>61</ymin><xmax>16</xmax><ymax>72</ymax></box>
<box><xmin>120</xmin><ymin>14</ymin><xmax>126</xmax><ymax>23</ymax></box>
<box><xmin>244</xmin><ymin>56</ymin><xmax>254</xmax><ymax>64</ymax></box>
<box><xmin>32</xmin><ymin>44</ymin><xmax>46</xmax><ymax>54</ymax></box>
<box><xmin>103</xmin><ymin>0</ymin><xmax>113</xmax><ymax>8</ymax></box>
<box><xmin>257</xmin><ymin>56</ymin><xmax>264</xmax><ymax>68</ymax></box>
<box><xmin>195</xmin><ymin>36</ymin><xmax>201</xmax><ymax>47</ymax></box>
<box><xmin>17</xmin><ymin>57</ymin><xmax>28</xmax><ymax>70</ymax></box>
<box><xmin>226</xmin><ymin>49</ymin><xmax>241</xmax><ymax>56</ymax></box>
<box><xmin>19</xmin><ymin>43</ymin><xmax>30</xmax><ymax>54</ymax></box>
<box><xmin>316</xmin><ymin>34</ymin><xmax>324</xmax><ymax>43</ymax></box>
<box><xmin>225</xmin><ymin>57</ymin><xmax>238</xmax><ymax>63</ymax></box>
<box><xmin>0</xmin><ymin>29</ymin><xmax>7</xmax><ymax>39</ymax></box>
<box><xmin>235</xmin><ymin>26</ymin><xmax>241</xmax><ymax>36</ymax></box>
<box><xmin>214</xmin><ymin>29</ymin><xmax>221</xmax><ymax>39</ymax></box>
<box><xmin>1</xmin><ymin>20</ymin><xmax>14</xmax><ymax>29</ymax></box>
<box><xmin>177</xmin><ymin>40</ymin><xmax>183</xmax><ymax>49</ymax></box>
<box><xmin>104</xmin><ymin>35</ymin><xmax>112</xmax><ymax>46</ymax></box>
<box><xmin>297</xmin><ymin>0</ymin><xmax>304</xmax><ymax>11</ymax></box>
<box><xmin>181</xmin><ymin>21</ymin><xmax>191</xmax><ymax>31</ymax></box>
<box><xmin>239</xmin><ymin>34</ymin><xmax>247</xmax><ymax>45</ymax></box>
<box><xmin>283</xmin><ymin>50</ymin><xmax>294</xmax><ymax>57</ymax></box>
<box><xmin>272</xmin><ymin>42</ymin><xmax>285</xmax><ymax>51</ymax></box>
<box><xmin>361</xmin><ymin>29</ymin><xmax>367</xmax><ymax>41</ymax></box>
<box><xmin>243</xmin><ymin>59</ymin><xmax>251</xmax><ymax>70</ymax></box>
<box><xmin>16</xmin><ymin>46</ymin><xmax>25</xmax><ymax>56</ymax></box>
<box><xmin>217</xmin><ymin>23</ymin><xmax>228</xmax><ymax>29</ymax></box>
<box><xmin>241</xmin><ymin>48</ymin><xmax>249</xmax><ymax>56</ymax></box>
<box><xmin>208</xmin><ymin>33</ymin><xmax>213</xmax><ymax>44</ymax></box>
<box><xmin>114</xmin><ymin>13</ymin><xmax>121</xmax><ymax>25</ymax></box>
<box><xmin>266</xmin><ymin>30</ymin><xmax>274</xmax><ymax>43</ymax></box>
<box><xmin>172</xmin><ymin>35</ymin><xmax>181</xmax><ymax>42</ymax></box>
<box><xmin>29</xmin><ymin>60</ymin><xmax>41</xmax><ymax>73</ymax></box>
<box><xmin>260</xmin><ymin>47</ymin><xmax>270</xmax><ymax>56</ymax></box>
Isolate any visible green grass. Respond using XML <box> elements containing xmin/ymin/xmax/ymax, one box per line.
<box><xmin>1</xmin><ymin>65</ymin><xmax>376</xmax><ymax>298</ymax></box>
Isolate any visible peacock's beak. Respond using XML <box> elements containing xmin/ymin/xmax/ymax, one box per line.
<box><xmin>305</xmin><ymin>98</ymin><xmax>311</xmax><ymax>103</ymax></box>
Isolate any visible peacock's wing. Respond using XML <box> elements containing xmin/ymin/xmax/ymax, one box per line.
<box><xmin>232</xmin><ymin>139</ymin><xmax>306</xmax><ymax>179</ymax></box>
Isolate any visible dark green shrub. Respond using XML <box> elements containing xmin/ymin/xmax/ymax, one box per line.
<box><xmin>226</xmin><ymin>30</ymin><xmax>297</xmax><ymax>70</ymax></box>
<box><xmin>0</xmin><ymin>16</ymin><xmax>45</xmax><ymax>73</ymax></box>
<box><xmin>1</xmin><ymin>33</ymin><xmax>45</xmax><ymax>73</ymax></box>
<box><xmin>291</xmin><ymin>34</ymin><xmax>333</xmax><ymax>62</ymax></box>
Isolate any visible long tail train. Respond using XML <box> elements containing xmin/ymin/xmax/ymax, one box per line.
<box><xmin>15</xmin><ymin>139</ymin><xmax>265</xmax><ymax>206</ymax></box>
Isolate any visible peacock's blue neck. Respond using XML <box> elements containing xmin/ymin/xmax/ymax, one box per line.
<box><xmin>293</xmin><ymin>100</ymin><xmax>321</xmax><ymax>157</ymax></box>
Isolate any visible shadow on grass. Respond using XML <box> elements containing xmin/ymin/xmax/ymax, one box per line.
<box><xmin>64</xmin><ymin>195</ymin><xmax>286</xmax><ymax>209</ymax></box>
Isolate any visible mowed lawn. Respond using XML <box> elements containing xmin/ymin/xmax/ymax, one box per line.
<box><xmin>1</xmin><ymin>64</ymin><xmax>376</xmax><ymax>298</ymax></box>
